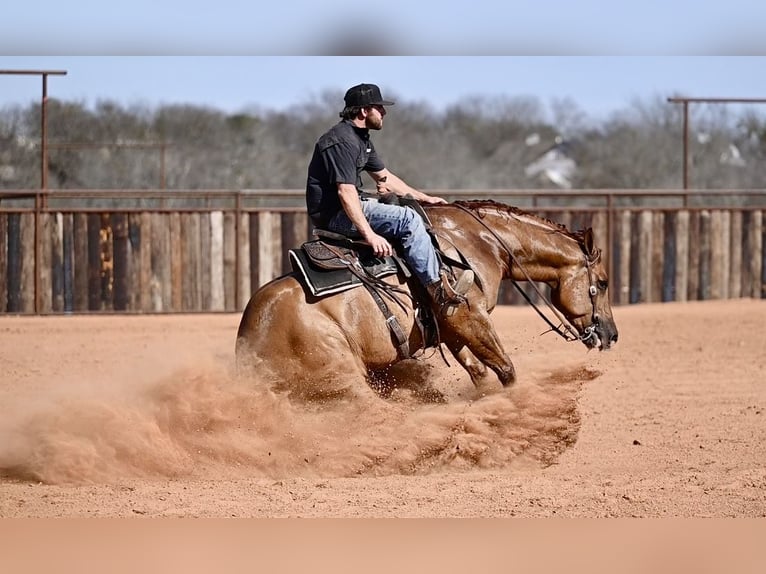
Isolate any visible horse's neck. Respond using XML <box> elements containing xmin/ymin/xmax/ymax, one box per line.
<box><xmin>492</xmin><ymin>211</ymin><xmax>580</xmax><ymax>282</ymax></box>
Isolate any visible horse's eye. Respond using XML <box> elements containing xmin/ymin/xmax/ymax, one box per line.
<box><xmin>597</xmin><ymin>280</ymin><xmax>608</xmax><ymax>290</ymax></box>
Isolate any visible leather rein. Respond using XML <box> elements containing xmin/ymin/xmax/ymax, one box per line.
<box><xmin>452</xmin><ymin>204</ymin><xmax>600</xmax><ymax>344</ymax></box>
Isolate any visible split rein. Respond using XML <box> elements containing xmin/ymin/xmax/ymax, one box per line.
<box><xmin>452</xmin><ymin>204</ymin><xmax>599</xmax><ymax>345</ymax></box>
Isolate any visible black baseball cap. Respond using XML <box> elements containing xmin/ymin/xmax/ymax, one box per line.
<box><xmin>343</xmin><ymin>83</ymin><xmax>395</xmax><ymax>107</ymax></box>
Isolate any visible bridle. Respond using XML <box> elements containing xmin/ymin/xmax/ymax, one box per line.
<box><xmin>453</xmin><ymin>204</ymin><xmax>600</xmax><ymax>344</ymax></box>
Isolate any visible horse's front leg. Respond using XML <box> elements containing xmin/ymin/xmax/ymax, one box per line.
<box><xmin>449</xmin><ymin>345</ymin><xmax>495</xmax><ymax>389</ymax></box>
<box><xmin>440</xmin><ymin>309</ymin><xmax>517</xmax><ymax>387</ymax></box>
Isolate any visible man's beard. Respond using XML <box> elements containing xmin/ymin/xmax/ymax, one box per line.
<box><xmin>365</xmin><ymin>116</ymin><xmax>383</xmax><ymax>130</ymax></box>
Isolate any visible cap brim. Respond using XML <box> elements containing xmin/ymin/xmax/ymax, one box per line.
<box><xmin>373</xmin><ymin>100</ymin><xmax>395</xmax><ymax>106</ymax></box>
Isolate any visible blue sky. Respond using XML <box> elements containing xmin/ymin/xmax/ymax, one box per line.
<box><xmin>2</xmin><ymin>57</ymin><xmax>766</xmax><ymax>122</ymax></box>
<box><xmin>2</xmin><ymin>1</ymin><xmax>765</xmax><ymax>55</ymax></box>
<box><xmin>2</xmin><ymin>2</ymin><xmax>766</xmax><ymax>120</ymax></box>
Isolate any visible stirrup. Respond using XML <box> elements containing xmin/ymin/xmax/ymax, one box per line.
<box><xmin>441</xmin><ymin>268</ymin><xmax>474</xmax><ymax>299</ymax></box>
<box><xmin>430</xmin><ymin>269</ymin><xmax>474</xmax><ymax>317</ymax></box>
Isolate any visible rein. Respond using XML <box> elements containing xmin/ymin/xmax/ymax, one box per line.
<box><xmin>452</xmin><ymin>203</ymin><xmax>597</xmax><ymax>344</ymax></box>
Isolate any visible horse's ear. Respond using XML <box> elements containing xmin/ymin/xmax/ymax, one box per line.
<box><xmin>583</xmin><ymin>227</ymin><xmax>596</xmax><ymax>257</ymax></box>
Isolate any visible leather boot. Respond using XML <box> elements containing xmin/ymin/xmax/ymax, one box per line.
<box><xmin>426</xmin><ymin>268</ymin><xmax>475</xmax><ymax>317</ymax></box>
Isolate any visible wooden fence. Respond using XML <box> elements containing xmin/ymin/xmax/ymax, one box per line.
<box><xmin>0</xmin><ymin>189</ymin><xmax>764</xmax><ymax>314</ymax></box>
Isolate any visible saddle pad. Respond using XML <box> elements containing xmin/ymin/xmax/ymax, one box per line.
<box><xmin>289</xmin><ymin>248</ymin><xmax>400</xmax><ymax>297</ymax></box>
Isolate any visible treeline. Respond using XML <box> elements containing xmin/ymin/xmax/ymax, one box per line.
<box><xmin>1</xmin><ymin>90</ymin><xmax>765</xmax><ymax>191</ymax></box>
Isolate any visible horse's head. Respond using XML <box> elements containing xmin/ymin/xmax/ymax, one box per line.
<box><xmin>550</xmin><ymin>228</ymin><xmax>618</xmax><ymax>351</ymax></box>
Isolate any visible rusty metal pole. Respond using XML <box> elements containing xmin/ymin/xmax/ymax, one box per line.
<box><xmin>682</xmin><ymin>100</ymin><xmax>689</xmax><ymax>193</ymax></box>
<box><xmin>607</xmin><ymin>191</ymin><xmax>614</xmax><ymax>305</ymax></box>
<box><xmin>38</xmin><ymin>73</ymin><xmax>49</xmax><ymax>313</ymax></box>
<box><xmin>234</xmin><ymin>190</ymin><xmax>241</xmax><ymax>310</ymax></box>
<box><xmin>668</xmin><ymin>96</ymin><xmax>766</xmax><ymax>195</ymax></box>
<box><xmin>41</xmin><ymin>73</ymin><xmax>49</xmax><ymax>196</ymax></box>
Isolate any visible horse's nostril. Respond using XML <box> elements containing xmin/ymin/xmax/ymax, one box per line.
<box><xmin>610</xmin><ymin>333</ymin><xmax>618</xmax><ymax>343</ymax></box>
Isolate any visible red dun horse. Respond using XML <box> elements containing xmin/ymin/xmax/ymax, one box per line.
<box><xmin>236</xmin><ymin>201</ymin><xmax>618</xmax><ymax>401</ymax></box>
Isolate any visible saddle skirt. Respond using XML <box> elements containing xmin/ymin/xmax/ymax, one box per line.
<box><xmin>289</xmin><ymin>239</ymin><xmax>402</xmax><ymax>297</ymax></box>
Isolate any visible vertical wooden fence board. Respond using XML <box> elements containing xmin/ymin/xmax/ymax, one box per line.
<box><xmin>19</xmin><ymin>213</ymin><xmax>35</xmax><ymax>313</ymax></box>
<box><xmin>637</xmin><ymin>211</ymin><xmax>653</xmax><ymax>303</ymax></box>
<box><xmin>223</xmin><ymin>212</ymin><xmax>236</xmax><ymax>311</ymax></box>
<box><xmin>650</xmin><ymin>211</ymin><xmax>664</xmax><ymax>303</ymax></box>
<box><xmin>617</xmin><ymin>210</ymin><xmax>632</xmax><ymax>305</ymax></box>
<box><xmin>100</xmin><ymin>213</ymin><xmax>114</xmax><ymax>310</ymax></box>
<box><xmin>270</xmin><ymin>212</ymin><xmax>282</xmax><ymax>283</ymax></box>
<box><xmin>180</xmin><ymin>213</ymin><xmax>191</xmax><ymax>311</ymax></box>
<box><xmin>662</xmin><ymin>211</ymin><xmax>676</xmax><ymax>302</ymax></box>
<box><xmin>729</xmin><ymin>210</ymin><xmax>743</xmax><ymax>298</ymax></box>
<box><xmin>50</xmin><ymin>213</ymin><xmax>64</xmax><ymax>312</ymax></box>
<box><xmin>750</xmin><ymin>211</ymin><xmax>763</xmax><ymax>298</ymax></box>
<box><xmin>150</xmin><ymin>213</ymin><xmax>170</xmax><ymax>312</ymax></box>
<box><xmin>591</xmin><ymin>211</ymin><xmax>608</xmax><ymax>255</ymax></box>
<box><xmin>170</xmin><ymin>212</ymin><xmax>182</xmax><ymax>312</ymax></box>
<box><xmin>570</xmin><ymin>211</ymin><xmax>588</xmax><ymax>235</ymax></box>
<box><xmin>6</xmin><ymin>214</ymin><xmax>21</xmax><ymax>312</ymax></box>
<box><xmin>209</xmin><ymin>211</ymin><xmax>225</xmax><ymax>312</ymax></box>
<box><xmin>194</xmin><ymin>212</ymin><xmax>204</xmax><ymax>310</ymax></box>
<box><xmin>761</xmin><ymin>210</ymin><xmax>766</xmax><ymax>298</ymax></box>
<box><xmin>127</xmin><ymin>214</ymin><xmax>141</xmax><ymax>311</ymax></box>
<box><xmin>193</xmin><ymin>212</ymin><xmax>203</xmax><ymax>310</ymax></box>
<box><xmin>281</xmin><ymin>212</ymin><xmax>306</xmax><ymax>275</ymax></box>
<box><xmin>87</xmin><ymin>213</ymin><xmax>102</xmax><ymax>311</ymax></box>
<box><xmin>62</xmin><ymin>213</ymin><xmax>74</xmax><ymax>312</ymax></box>
<box><xmin>139</xmin><ymin>212</ymin><xmax>153</xmax><ymax>312</ymax></box>
<box><xmin>698</xmin><ymin>210</ymin><xmax>711</xmax><ymax>300</ymax></box>
<box><xmin>720</xmin><ymin>211</ymin><xmax>731</xmax><ymax>299</ymax></box>
<box><xmin>687</xmin><ymin>211</ymin><xmax>701</xmax><ymax>301</ymax></box>
<box><xmin>180</xmin><ymin>213</ymin><xmax>193</xmax><ymax>311</ymax></box>
<box><xmin>39</xmin><ymin>213</ymin><xmax>53</xmax><ymax>313</ymax></box>
<box><xmin>73</xmin><ymin>213</ymin><xmax>88</xmax><ymax>311</ymax></box>
<box><xmin>709</xmin><ymin>211</ymin><xmax>724</xmax><ymax>300</ymax></box>
<box><xmin>248</xmin><ymin>212</ymin><xmax>259</xmax><ymax>292</ymax></box>
<box><xmin>674</xmin><ymin>211</ymin><xmax>689</xmax><ymax>303</ymax></box>
<box><xmin>0</xmin><ymin>214</ymin><xmax>7</xmax><ymax>312</ymax></box>
<box><xmin>238</xmin><ymin>212</ymin><xmax>251</xmax><ymax>310</ymax></box>
<box><xmin>112</xmin><ymin>213</ymin><xmax>129</xmax><ymax>311</ymax></box>
<box><xmin>256</xmin><ymin>212</ymin><xmax>274</xmax><ymax>291</ymax></box>
<box><xmin>199</xmin><ymin>212</ymin><xmax>212</xmax><ymax>311</ymax></box>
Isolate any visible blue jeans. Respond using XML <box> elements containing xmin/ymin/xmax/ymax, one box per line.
<box><xmin>327</xmin><ymin>199</ymin><xmax>441</xmax><ymax>286</ymax></box>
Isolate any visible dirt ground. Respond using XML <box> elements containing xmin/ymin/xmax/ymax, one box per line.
<box><xmin>1</xmin><ymin>299</ymin><xmax>764</xmax><ymax>518</ymax></box>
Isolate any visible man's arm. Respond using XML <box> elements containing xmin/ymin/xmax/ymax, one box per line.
<box><xmin>370</xmin><ymin>169</ymin><xmax>447</xmax><ymax>205</ymax></box>
<box><xmin>337</xmin><ymin>183</ymin><xmax>393</xmax><ymax>257</ymax></box>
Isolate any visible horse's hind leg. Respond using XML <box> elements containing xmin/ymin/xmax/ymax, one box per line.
<box><xmin>288</xmin><ymin>348</ymin><xmax>380</xmax><ymax>404</ymax></box>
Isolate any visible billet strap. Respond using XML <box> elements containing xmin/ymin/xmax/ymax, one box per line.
<box><xmin>322</xmin><ymin>242</ymin><xmax>412</xmax><ymax>359</ymax></box>
<box><xmin>360</xmin><ymin>280</ymin><xmax>410</xmax><ymax>359</ymax></box>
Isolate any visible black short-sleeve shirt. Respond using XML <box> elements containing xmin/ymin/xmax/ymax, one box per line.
<box><xmin>306</xmin><ymin>120</ymin><xmax>385</xmax><ymax>227</ymax></box>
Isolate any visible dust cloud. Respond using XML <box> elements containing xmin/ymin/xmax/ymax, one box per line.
<box><xmin>0</xmin><ymin>361</ymin><xmax>599</xmax><ymax>485</ymax></box>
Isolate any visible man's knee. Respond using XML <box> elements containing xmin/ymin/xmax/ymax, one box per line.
<box><xmin>402</xmin><ymin>206</ymin><xmax>425</xmax><ymax>232</ymax></box>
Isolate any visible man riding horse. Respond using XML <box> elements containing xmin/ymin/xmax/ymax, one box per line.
<box><xmin>305</xmin><ymin>82</ymin><xmax>474</xmax><ymax>316</ymax></box>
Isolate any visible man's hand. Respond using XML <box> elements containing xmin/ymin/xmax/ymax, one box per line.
<box><xmin>421</xmin><ymin>194</ymin><xmax>448</xmax><ymax>205</ymax></box>
<box><xmin>364</xmin><ymin>232</ymin><xmax>393</xmax><ymax>257</ymax></box>
<box><xmin>376</xmin><ymin>176</ymin><xmax>390</xmax><ymax>195</ymax></box>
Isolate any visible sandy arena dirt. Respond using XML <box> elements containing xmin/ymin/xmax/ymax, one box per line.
<box><xmin>0</xmin><ymin>299</ymin><xmax>764</xmax><ymax>517</ymax></box>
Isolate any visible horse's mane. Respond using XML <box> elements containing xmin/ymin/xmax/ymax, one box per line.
<box><xmin>451</xmin><ymin>199</ymin><xmax>587</xmax><ymax>243</ymax></box>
